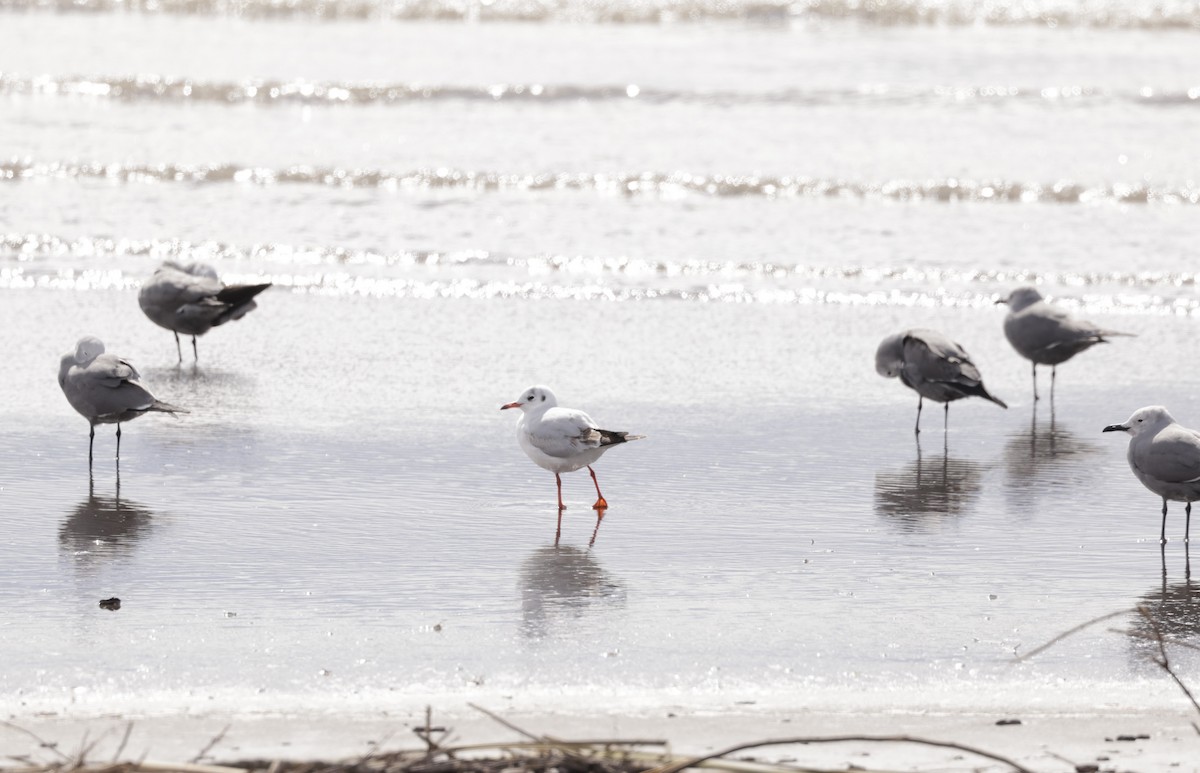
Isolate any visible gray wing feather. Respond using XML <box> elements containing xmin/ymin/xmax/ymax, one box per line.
<box><xmin>527</xmin><ymin>408</ymin><xmax>601</xmax><ymax>458</ymax></box>
<box><xmin>1140</xmin><ymin>428</ymin><xmax>1200</xmax><ymax>483</ymax></box>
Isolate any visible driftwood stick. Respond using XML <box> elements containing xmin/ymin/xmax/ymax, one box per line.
<box><xmin>0</xmin><ymin>720</ymin><xmax>72</xmax><ymax>763</ymax></box>
<box><xmin>1015</xmin><ymin>608</ymin><xmax>1134</xmax><ymax>662</ymax></box>
<box><xmin>189</xmin><ymin>724</ymin><xmax>231</xmax><ymax>764</ymax></box>
<box><xmin>641</xmin><ymin>734</ymin><xmax>1036</xmax><ymax>773</ymax></box>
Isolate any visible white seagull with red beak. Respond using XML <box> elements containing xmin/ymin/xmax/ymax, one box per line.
<box><xmin>501</xmin><ymin>385</ymin><xmax>645</xmax><ymax>512</ymax></box>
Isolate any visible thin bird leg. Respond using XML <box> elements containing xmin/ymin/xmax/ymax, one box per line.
<box><xmin>116</xmin><ymin>423</ymin><xmax>122</xmax><ymax>460</ymax></box>
<box><xmin>88</xmin><ymin>424</ymin><xmax>95</xmax><ymax>465</ymax></box>
<box><xmin>588</xmin><ymin>465</ymin><xmax>608</xmax><ymax>510</ymax></box>
<box><xmin>555</xmin><ymin>472</ymin><xmax>566</xmax><ymax>511</ymax></box>
<box><xmin>1161</xmin><ymin>498</ymin><xmax>1169</xmax><ymax>545</ymax></box>
<box><xmin>173</xmin><ymin>331</ymin><xmax>182</xmax><ymax>364</ymax></box>
<box><xmin>1050</xmin><ymin>365</ymin><xmax>1057</xmax><ymax>404</ymax></box>
<box><xmin>191</xmin><ymin>335</ymin><xmax>199</xmax><ymax>362</ymax></box>
<box><xmin>1032</xmin><ymin>362</ymin><xmax>1039</xmax><ymax>402</ymax></box>
<box><xmin>943</xmin><ymin>402</ymin><xmax>949</xmax><ymax>433</ymax></box>
<box><xmin>914</xmin><ymin>395</ymin><xmax>923</xmax><ymax>435</ymax></box>
<box><xmin>1187</xmin><ymin>502</ymin><xmax>1192</xmax><ymax>544</ymax></box>
<box><xmin>588</xmin><ymin>511</ymin><xmax>604</xmax><ymax>548</ymax></box>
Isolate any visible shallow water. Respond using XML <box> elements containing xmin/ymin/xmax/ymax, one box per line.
<box><xmin>2</xmin><ymin>0</ymin><xmax>1200</xmax><ymax>728</ymax></box>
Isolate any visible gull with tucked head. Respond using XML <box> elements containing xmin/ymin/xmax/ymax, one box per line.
<box><xmin>501</xmin><ymin>386</ymin><xmax>644</xmax><ymax>520</ymax></box>
<box><xmin>876</xmin><ymin>328</ymin><xmax>1007</xmax><ymax>434</ymax></box>
<box><xmin>997</xmin><ymin>286</ymin><xmax>1134</xmax><ymax>402</ymax></box>
<box><xmin>1103</xmin><ymin>405</ymin><xmax>1200</xmax><ymax>544</ymax></box>
<box><xmin>138</xmin><ymin>260</ymin><xmax>272</xmax><ymax>363</ymax></box>
<box><xmin>58</xmin><ymin>336</ymin><xmax>187</xmax><ymax>462</ymax></box>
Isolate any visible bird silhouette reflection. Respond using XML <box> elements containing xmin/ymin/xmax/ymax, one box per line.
<box><xmin>874</xmin><ymin>435</ymin><xmax>986</xmax><ymax>525</ymax></box>
<box><xmin>1002</xmin><ymin>404</ymin><xmax>1102</xmax><ymax>510</ymax></box>
<box><xmin>519</xmin><ymin>544</ymin><xmax>626</xmax><ymax>639</ymax></box>
<box><xmin>1125</xmin><ymin>544</ymin><xmax>1199</xmax><ymax>673</ymax></box>
<box><xmin>60</xmin><ymin>470</ymin><xmax>154</xmax><ymax>566</ymax></box>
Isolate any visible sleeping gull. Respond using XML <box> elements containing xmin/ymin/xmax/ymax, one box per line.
<box><xmin>1103</xmin><ymin>406</ymin><xmax>1198</xmax><ymax>544</ymax></box>
<box><xmin>58</xmin><ymin>336</ymin><xmax>186</xmax><ymax>462</ymax></box>
<box><xmin>138</xmin><ymin>261</ymin><xmax>272</xmax><ymax>363</ymax></box>
<box><xmin>997</xmin><ymin>287</ymin><xmax>1134</xmax><ymax>401</ymax></box>
<box><xmin>501</xmin><ymin>385</ymin><xmax>645</xmax><ymax>514</ymax></box>
<box><xmin>875</xmin><ymin>328</ymin><xmax>1007</xmax><ymax>434</ymax></box>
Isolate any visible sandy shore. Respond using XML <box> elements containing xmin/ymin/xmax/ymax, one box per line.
<box><xmin>6</xmin><ymin>705</ymin><xmax>1200</xmax><ymax>772</ymax></box>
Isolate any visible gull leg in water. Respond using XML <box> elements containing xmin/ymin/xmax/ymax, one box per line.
<box><xmin>1187</xmin><ymin>502</ymin><xmax>1193</xmax><ymax>544</ymax></box>
<box><xmin>173</xmin><ymin>331</ymin><xmax>183</xmax><ymax>364</ymax></box>
<box><xmin>1032</xmin><ymin>362</ymin><xmax>1039</xmax><ymax>402</ymax></box>
<box><xmin>116</xmin><ymin>424</ymin><xmax>122</xmax><ymax>460</ymax></box>
<box><xmin>915</xmin><ymin>395</ymin><xmax>923</xmax><ymax>434</ymax></box>
<box><xmin>943</xmin><ymin>402</ymin><xmax>949</xmax><ymax>433</ymax></box>
<box><xmin>192</xmin><ymin>335</ymin><xmax>199</xmax><ymax>362</ymax></box>
<box><xmin>88</xmin><ymin>425</ymin><xmax>95</xmax><ymax>464</ymax></box>
<box><xmin>588</xmin><ymin>511</ymin><xmax>605</xmax><ymax>547</ymax></box>
<box><xmin>588</xmin><ymin>465</ymin><xmax>608</xmax><ymax>510</ymax></box>
<box><xmin>1161</xmin><ymin>498</ymin><xmax>1169</xmax><ymax>545</ymax></box>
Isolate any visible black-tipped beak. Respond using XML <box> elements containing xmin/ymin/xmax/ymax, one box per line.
<box><xmin>1102</xmin><ymin>423</ymin><xmax>1128</xmax><ymax>433</ymax></box>
<box><xmin>994</xmin><ymin>297</ymin><xmax>1008</xmax><ymax>305</ymax></box>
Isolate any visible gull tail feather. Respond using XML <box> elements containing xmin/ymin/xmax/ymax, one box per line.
<box><xmin>217</xmin><ymin>282</ymin><xmax>272</xmax><ymax>306</ymax></box>
<box><xmin>596</xmin><ymin>429</ymin><xmax>646</xmax><ymax>447</ymax></box>
<box><xmin>150</xmin><ymin>399</ymin><xmax>189</xmax><ymax>418</ymax></box>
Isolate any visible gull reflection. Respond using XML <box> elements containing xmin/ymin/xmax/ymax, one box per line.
<box><xmin>874</xmin><ymin>436</ymin><xmax>986</xmax><ymax>526</ymax></box>
<box><xmin>519</xmin><ymin>545</ymin><xmax>626</xmax><ymax>639</ymax></box>
<box><xmin>1126</xmin><ymin>545</ymin><xmax>1199</xmax><ymax>671</ymax></box>
<box><xmin>1003</xmin><ymin>405</ymin><xmax>1102</xmax><ymax>511</ymax></box>
<box><xmin>60</xmin><ymin>472</ymin><xmax>155</xmax><ymax>567</ymax></box>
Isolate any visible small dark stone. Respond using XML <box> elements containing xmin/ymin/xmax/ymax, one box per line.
<box><xmin>99</xmin><ymin>597</ymin><xmax>121</xmax><ymax>611</ymax></box>
<box><xmin>1074</xmin><ymin>765</ymin><xmax>1099</xmax><ymax>773</ymax></box>
<box><xmin>1115</xmin><ymin>734</ymin><xmax>1146</xmax><ymax>742</ymax></box>
<box><xmin>995</xmin><ymin>718</ymin><xmax>1022</xmax><ymax>726</ymax></box>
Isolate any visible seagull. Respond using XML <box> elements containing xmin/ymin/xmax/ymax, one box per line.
<box><xmin>997</xmin><ymin>287</ymin><xmax>1134</xmax><ymax>401</ymax></box>
<box><xmin>1104</xmin><ymin>406</ymin><xmax>1200</xmax><ymax>545</ymax></box>
<box><xmin>875</xmin><ymin>329</ymin><xmax>1007</xmax><ymax>434</ymax></box>
<box><xmin>501</xmin><ymin>385</ymin><xmax>645</xmax><ymax>513</ymax></box>
<box><xmin>138</xmin><ymin>261</ymin><xmax>272</xmax><ymax>363</ymax></box>
<box><xmin>58</xmin><ymin>336</ymin><xmax>186</xmax><ymax>462</ymax></box>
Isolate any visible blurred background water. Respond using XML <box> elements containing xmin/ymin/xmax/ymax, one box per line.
<box><xmin>1</xmin><ymin>0</ymin><xmax>1199</xmax><ymax>725</ymax></box>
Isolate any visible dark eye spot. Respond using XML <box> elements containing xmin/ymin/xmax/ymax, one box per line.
<box><xmin>541</xmin><ymin>395</ymin><xmax>546</xmax><ymax>401</ymax></box>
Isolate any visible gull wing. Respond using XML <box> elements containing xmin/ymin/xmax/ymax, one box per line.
<box><xmin>526</xmin><ymin>408</ymin><xmax>602</xmax><ymax>459</ymax></box>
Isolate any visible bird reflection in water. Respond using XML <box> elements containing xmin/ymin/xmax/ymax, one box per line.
<box><xmin>519</xmin><ymin>544</ymin><xmax>626</xmax><ymax>640</ymax></box>
<box><xmin>1002</xmin><ymin>402</ymin><xmax>1102</xmax><ymax>510</ymax></box>
<box><xmin>1125</xmin><ymin>544</ymin><xmax>1198</xmax><ymax>674</ymax></box>
<box><xmin>874</xmin><ymin>435</ymin><xmax>986</xmax><ymax>526</ymax></box>
<box><xmin>60</xmin><ymin>469</ymin><xmax>154</xmax><ymax>567</ymax></box>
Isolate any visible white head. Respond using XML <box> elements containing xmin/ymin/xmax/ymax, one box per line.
<box><xmin>875</xmin><ymin>333</ymin><xmax>905</xmax><ymax>378</ymax></box>
<box><xmin>996</xmin><ymin>286</ymin><xmax>1045</xmax><ymax>313</ymax></box>
<box><xmin>72</xmin><ymin>336</ymin><xmax>106</xmax><ymax>365</ymax></box>
<box><xmin>501</xmin><ymin>385</ymin><xmax>558</xmax><ymax>413</ymax></box>
<box><xmin>1103</xmin><ymin>405</ymin><xmax>1176</xmax><ymax>438</ymax></box>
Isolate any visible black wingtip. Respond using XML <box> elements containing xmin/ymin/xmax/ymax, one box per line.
<box><xmin>216</xmin><ymin>283</ymin><xmax>272</xmax><ymax>305</ymax></box>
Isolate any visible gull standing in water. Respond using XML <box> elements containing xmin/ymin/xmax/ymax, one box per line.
<box><xmin>997</xmin><ymin>286</ymin><xmax>1134</xmax><ymax>401</ymax></box>
<box><xmin>1103</xmin><ymin>406</ymin><xmax>1200</xmax><ymax>545</ymax></box>
<box><xmin>138</xmin><ymin>261</ymin><xmax>272</xmax><ymax>363</ymax></box>
<box><xmin>501</xmin><ymin>386</ymin><xmax>645</xmax><ymax>516</ymax></box>
<box><xmin>58</xmin><ymin>336</ymin><xmax>186</xmax><ymax>462</ymax></box>
<box><xmin>876</xmin><ymin>329</ymin><xmax>1007</xmax><ymax>434</ymax></box>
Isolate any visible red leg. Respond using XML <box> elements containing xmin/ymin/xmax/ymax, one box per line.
<box><xmin>555</xmin><ymin>472</ymin><xmax>566</xmax><ymax>511</ymax></box>
<box><xmin>588</xmin><ymin>465</ymin><xmax>608</xmax><ymax>510</ymax></box>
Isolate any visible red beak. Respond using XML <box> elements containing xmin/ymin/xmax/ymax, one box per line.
<box><xmin>501</xmin><ymin>401</ymin><xmax>523</xmax><ymax>410</ymax></box>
